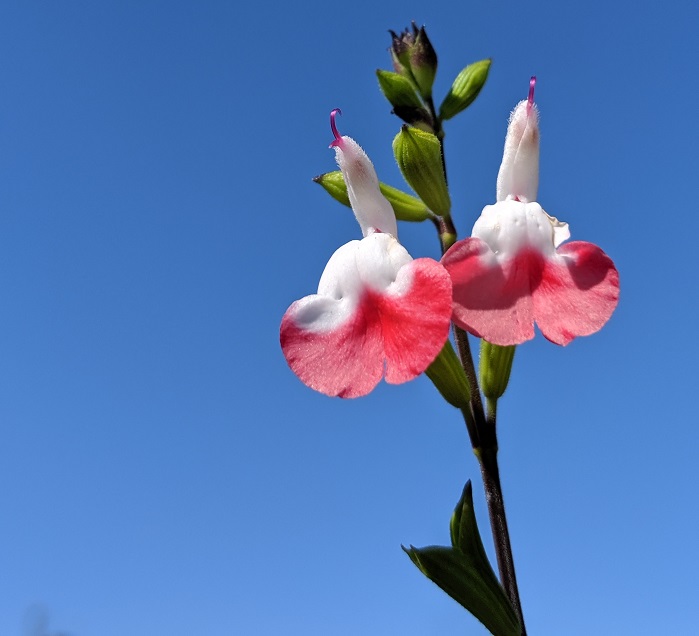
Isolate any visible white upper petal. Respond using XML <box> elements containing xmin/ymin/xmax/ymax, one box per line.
<box><xmin>334</xmin><ymin>136</ymin><xmax>398</xmax><ymax>238</ymax></box>
<box><xmin>496</xmin><ymin>100</ymin><xmax>540</xmax><ymax>203</ymax></box>
<box><xmin>472</xmin><ymin>199</ymin><xmax>569</xmax><ymax>261</ymax></box>
<box><xmin>355</xmin><ymin>233</ymin><xmax>413</xmax><ymax>294</ymax></box>
<box><xmin>293</xmin><ymin>234</ymin><xmax>412</xmax><ymax>333</ymax></box>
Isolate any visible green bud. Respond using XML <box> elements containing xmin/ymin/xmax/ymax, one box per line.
<box><xmin>313</xmin><ymin>170</ymin><xmax>350</xmax><ymax>207</ymax></box>
<box><xmin>393</xmin><ymin>125</ymin><xmax>451</xmax><ymax>218</ymax></box>
<box><xmin>376</xmin><ymin>69</ymin><xmax>423</xmax><ymax>109</ymax></box>
<box><xmin>439</xmin><ymin>59</ymin><xmax>492</xmax><ymax>121</ymax></box>
<box><xmin>376</xmin><ymin>70</ymin><xmax>434</xmax><ymax>131</ymax></box>
<box><xmin>424</xmin><ymin>341</ymin><xmax>471</xmax><ymax>408</ymax></box>
<box><xmin>313</xmin><ymin>171</ymin><xmax>433</xmax><ymax>223</ymax></box>
<box><xmin>389</xmin><ymin>28</ymin><xmax>414</xmax><ymax>75</ymax></box>
<box><xmin>388</xmin><ymin>24</ymin><xmax>438</xmax><ymax>101</ymax></box>
<box><xmin>410</xmin><ymin>25</ymin><xmax>438</xmax><ymax>100</ymax></box>
<box><xmin>479</xmin><ymin>341</ymin><xmax>516</xmax><ymax>402</ymax></box>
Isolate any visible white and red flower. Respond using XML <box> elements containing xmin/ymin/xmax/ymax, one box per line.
<box><xmin>280</xmin><ymin>110</ymin><xmax>452</xmax><ymax>397</ymax></box>
<box><xmin>442</xmin><ymin>78</ymin><xmax>619</xmax><ymax>346</ymax></box>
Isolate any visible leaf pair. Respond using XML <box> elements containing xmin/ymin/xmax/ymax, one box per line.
<box><xmin>404</xmin><ymin>482</ymin><xmax>521</xmax><ymax>636</ymax></box>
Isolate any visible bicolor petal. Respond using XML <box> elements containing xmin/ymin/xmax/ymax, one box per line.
<box><xmin>443</xmin><ymin>200</ymin><xmax>619</xmax><ymax>346</ymax></box>
<box><xmin>281</xmin><ymin>233</ymin><xmax>452</xmax><ymax>397</ymax></box>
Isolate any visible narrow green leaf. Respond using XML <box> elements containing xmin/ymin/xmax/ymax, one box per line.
<box><xmin>404</xmin><ymin>545</ymin><xmax>521</xmax><ymax>636</ymax></box>
<box><xmin>313</xmin><ymin>171</ymin><xmax>432</xmax><ymax>223</ymax></box>
<box><xmin>439</xmin><ymin>59</ymin><xmax>492</xmax><ymax>120</ymax></box>
<box><xmin>450</xmin><ymin>482</ymin><xmax>491</xmax><ymax>566</ymax></box>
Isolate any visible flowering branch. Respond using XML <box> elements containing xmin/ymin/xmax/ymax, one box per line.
<box><xmin>282</xmin><ymin>24</ymin><xmax>619</xmax><ymax>636</ymax></box>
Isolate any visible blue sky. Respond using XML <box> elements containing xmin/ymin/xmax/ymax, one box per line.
<box><xmin>1</xmin><ymin>1</ymin><xmax>698</xmax><ymax>634</ymax></box>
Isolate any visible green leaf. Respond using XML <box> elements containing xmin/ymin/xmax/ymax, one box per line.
<box><xmin>313</xmin><ymin>171</ymin><xmax>432</xmax><ymax>223</ymax></box>
<box><xmin>404</xmin><ymin>545</ymin><xmax>521</xmax><ymax>636</ymax></box>
<box><xmin>405</xmin><ymin>481</ymin><xmax>519</xmax><ymax>635</ymax></box>
<box><xmin>450</xmin><ymin>482</ymin><xmax>491</xmax><ymax>562</ymax></box>
<box><xmin>392</xmin><ymin>126</ymin><xmax>450</xmax><ymax>218</ymax></box>
<box><xmin>424</xmin><ymin>340</ymin><xmax>471</xmax><ymax>408</ymax></box>
<box><xmin>439</xmin><ymin>59</ymin><xmax>492</xmax><ymax>120</ymax></box>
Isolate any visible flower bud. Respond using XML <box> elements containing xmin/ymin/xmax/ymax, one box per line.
<box><xmin>393</xmin><ymin>125</ymin><xmax>451</xmax><ymax>218</ymax></box>
<box><xmin>388</xmin><ymin>23</ymin><xmax>438</xmax><ymax>100</ymax></box>
<box><xmin>425</xmin><ymin>341</ymin><xmax>471</xmax><ymax>408</ymax></box>
<box><xmin>439</xmin><ymin>59</ymin><xmax>491</xmax><ymax>121</ymax></box>
<box><xmin>313</xmin><ymin>171</ymin><xmax>433</xmax><ymax>223</ymax></box>
<box><xmin>479</xmin><ymin>341</ymin><xmax>516</xmax><ymax>402</ymax></box>
<box><xmin>496</xmin><ymin>77</ymin><xmax>540</xmax><ymax>203</ymax></box>
<box><xmin>409</xmin><ymin>25</ymin><xmax>438</xmax><ymax>100</ymax></box>
<box><xmin>376</xmin><ymin>69</ymin><xmax>435</xmax><ymax>131</ymax></box>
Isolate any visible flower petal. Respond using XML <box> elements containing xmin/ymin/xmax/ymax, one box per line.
<box><xmin>281</xmin><ymin>294</ymin><xmax>384</xmax><ymax>398</ymax></box>
<box><xmin>377</xmin><ymin>257</ymin><xmax>453</xmax><ymax>384</ymax></box>
<box><xmin>532</xmin><ymin>241</ymin><xmax>620</xmax><ymax>345</ymax></box>
<box><xmin>496</xmin><ymin>97</ymin><xmax>539</xmax><ymax>203</ymax></box>
<box><xmin>281</xmin><ymin>235</ymin><xmax>452</xmax><ymax>397</ymax></box>
<box><xmin>334</xmin><ymin>135</ymin><xmax>398</xmax><ymax>237</ymax></box>
<box><xmin>442</xmin><ymin>237</ymin><xmax>537</xmax><ymax>345</ymax></box>
<box><xmin>443</xmin><ymin>237</ymin><xmax>619</xmax><ymax>346</ymax></box>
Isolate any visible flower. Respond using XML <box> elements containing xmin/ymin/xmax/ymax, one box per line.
<box><xmin>442</xmin><ymin>78</ymin><xmax>619</xmax><ymax>346</ymax></box>
<box><xmin>280</xmin><ymin>110</ymin><xmax>453</xmax><ymax>398</ymax></box>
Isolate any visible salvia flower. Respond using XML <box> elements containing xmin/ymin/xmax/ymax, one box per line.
<box><xmin>442</xmin><ymin>78</ymin><xmax>619</xmax><ymax>346</ymax></box>
<box><xmin>281</xmin><ymin>110</ymin><xmax>452</xmax><ymax>398</ymax></box>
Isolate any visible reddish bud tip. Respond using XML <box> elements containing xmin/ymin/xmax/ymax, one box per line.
<box><xmin>527</xmin><ymin>76</ymin><xmax>536</xmax><ymax>114</ymax></box>
<box><xmin>329</xmin><ymin>108</ymin><xmax>343</xmax><ymax>147</ymax></box>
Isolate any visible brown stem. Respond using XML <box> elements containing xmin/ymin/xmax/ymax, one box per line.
<box><xmin>478</xmin><ymin>447</ymin><xmax>527</xmax><ymax>635</ymax></box>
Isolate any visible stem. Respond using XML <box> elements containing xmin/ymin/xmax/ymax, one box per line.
<box><xmin>428</xmin><ymin>96</ymin><xmax>526</xmax><ymax>633</ymax></box>
<box><xmin>478</xmin><ymin>446</ymin><xmax>527</xmax><ymax>635</ymax></box>
<box><xmin>453</xmin><ymin>325</ymin><xmax>485</xmax><ymax>428</ymax></box>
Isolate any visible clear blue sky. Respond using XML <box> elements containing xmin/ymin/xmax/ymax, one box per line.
<box><xmin>0</xmin><ymin>1</ymin><xmax>697</xmax><ymax>634</ymax></box>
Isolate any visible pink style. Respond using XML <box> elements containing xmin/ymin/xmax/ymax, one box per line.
<box><xmin>442</xmin><ymin>78</ymin><xmax>619</xmax><ymax>346</ymax></box>
<box><xmin>280</xmin><ymin>111</ymin><xmax>452</xmax><ymax>397</ymax></box>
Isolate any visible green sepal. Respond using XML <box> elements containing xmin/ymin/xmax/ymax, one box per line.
<box><xmin>424</xmin><ymin>340</ymin><xmax>470</xmax><ymax>408</ymax></box>
<box><xmin>404</xmin><ymin>481</ymin><xmax>520</xmax><ymax>636</ymax></box>
<box><xmin>439</xmin><ymin>59</ymin><xmax>492</xmax><ymax>121</ymax></box>
<box><xmin>313</xmin><ymin>171</ymin><xmax>433</xmax><ymax>223</ymax></box>
<box><xmin>479</xmin><ymin>341</ymin><xmax>516</xmax><ymax>402</ymax></box>
<box><xmin>392</xmin><ymin>126</ymin><xmax>451</xmax><ymax>218</ymax></box>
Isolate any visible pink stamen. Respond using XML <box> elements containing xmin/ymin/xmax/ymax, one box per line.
<box><xmin>329</xmin><ymin>108</ymin><xmax>343</xmax><ymax>147</ymax></box>
<box><xmin>527</xmin><ymin>76</ymin><xmax>536</xmax><ymax>114</ymax></box>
